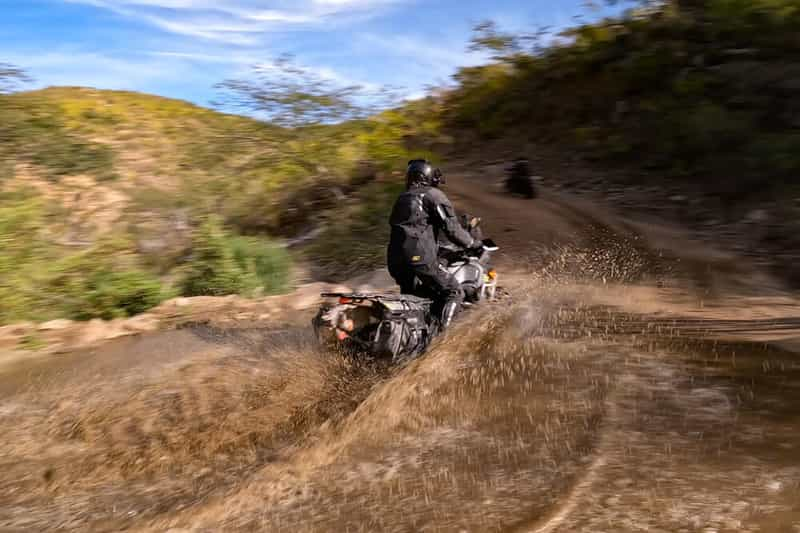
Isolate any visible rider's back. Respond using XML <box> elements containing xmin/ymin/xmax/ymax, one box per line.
<box><xmin>388</xmin><ymin>184</ymin><xmax>437</xmax><ymax>268</ymax></box>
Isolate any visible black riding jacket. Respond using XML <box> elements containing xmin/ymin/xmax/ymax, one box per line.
<box><xmin>438</xmin><ymin>214</ymin><xmax>484</xmax><ymax>260</ymax></box>
<box><xmin>388</xmin><ymin>184</ymin><xmax>475</xmax><ymax>269</ymax></box>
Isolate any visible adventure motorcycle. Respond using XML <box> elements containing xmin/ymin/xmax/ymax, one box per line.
<box><xmin>505</xmin><ymin>159</ymin><xmax>537</xmax><ymax>199</ymax></box>
<box><xmin>313</xmin><ymin>238</ymin><xmax>499</xmax><ymax>363</ymax></box>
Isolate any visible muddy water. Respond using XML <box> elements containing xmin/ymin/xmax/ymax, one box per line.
<box><xmin>1</xmin><ymin>287</ymin><xmax>798</xmax><ymax>532</ymax></box>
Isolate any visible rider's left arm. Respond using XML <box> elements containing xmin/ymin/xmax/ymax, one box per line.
<box><xmin>429</xmin><ymin>191</ymin><xmax>476</xmax><ymax>249</ymax></box>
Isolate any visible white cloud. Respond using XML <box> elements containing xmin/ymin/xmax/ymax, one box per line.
<box><xmin>6</xmin><ymin>49</ymin><xmax>217</xmax><ymax>94</ymax></box>
<box><xmin>135</xmin><ymin>15</ymin><xmax>264</xmax><ymax>44</ymax></box>
<box><xmin>144</xmin><ymin>50</ymin><xmax>380</xmax><ymax>91</ymax></box>
<box><xmin>403</xmin><ymin>89</ymin><xmax>428</xmax><ymax>101</ymax></box>
<box><xmin>63</xmin><ymin>0</ymin><xmax>409</xmax><ymax>44</ymax></box>
<box><xmin>147</xmin><ymin>50</ymin><xmax>261</xmax><ymax>65</ymax></box>
<box><xmin>312</xmin><ymin>0</ymin><xmax>394</xmax><ymax>6</ymax></box>
<box><xmin>35</xmin><ymin>0</ymin><xmax>473</xmax><ymax>103</ymax></box>
<box><xmin>357</xmin><ymin>33</ymin><xmax>488</xmax><ymax>77</ymax></box>
<box><xmin>241</xmin><ymin>11</ymin><xmax>315</xmax><ymax>23</ymax></box>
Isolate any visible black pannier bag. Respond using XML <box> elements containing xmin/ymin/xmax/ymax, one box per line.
<box><xmin>372</xmin><ymin>295</ymin><xmax>432</xmax><ymax>359</ymax></box>
<box><xmin>314</xmin><ymin>293</ymin><xmax>434</xmax><ymax>361</ymax></box>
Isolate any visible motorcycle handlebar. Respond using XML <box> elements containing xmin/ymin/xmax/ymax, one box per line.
<box><xmin>481</xmin><ymin>238</ymin><xmax>499</xmax><ymax>253</ymax></box>
<box><xmin>463</xmin><ymin>240</ymin><xmax>499</xmax><ymax>258</ymax></box>
<box><xmin>441</xmin><ymin>239</ymin><xmax>498</xmax><ymax>261</ymax></box>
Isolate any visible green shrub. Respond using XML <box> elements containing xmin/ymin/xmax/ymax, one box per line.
<box><xmin>305</xmin><ymin>182</ymin><xmax>404</xmax><ymax>280</ymax></box>
<box><xmin>30</xmin><ymin>138</ymin><xmax>118</xmax><ymax>181</ymax></box>
<box><xmin>180</xmin><ymin>216</ymin><xmax>247</xmax><ymax>297</ymax></box>
<box><xmin>745</xmin><ymin>134</ymin><xmax>800</xmax><ymax>175</ymax></box>
<box><xmin>181</xmin><ymin>216</ymin><xmax>291</xmax><ymax>297</ymax></box>
<box><xmin>63</xmin><ymin>268</ymin><xmax>165</xmax><ymax>321</ymax></box>
<box><xmin>1</xmin><ymin>97</ymin><xmax>118</xmax><ymax>182</ymax></box>
<box><xmin>80</xmin><ymin>107</ymin><xmax>120</xmax><ymax>126</ymax></box>
<box><xmin>229</xmin><ymin>236</ymin><xmax>292</xmax><ymax>296</ymax></box>
<box><xmin>0</xmin><ymin>193</ymin><xmax>166</xmax><ymax>323</ymax></box>
<box><xmin>0</xmin><ymin>189</ymin><xmax>49</xmax><ymax>324</ymax></box>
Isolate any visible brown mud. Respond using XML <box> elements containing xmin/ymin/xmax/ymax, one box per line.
<box><xmin>1</xmin><ymin>174</ymin><xmax>799</xmax><ymax>532</ymax></box>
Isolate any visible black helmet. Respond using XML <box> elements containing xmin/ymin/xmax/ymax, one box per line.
<box><xmin>406</xmin><ymin>159</ymin><xmax>444</xmax><ymax>189</ymax></box>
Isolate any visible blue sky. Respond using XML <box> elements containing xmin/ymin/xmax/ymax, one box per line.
<box><xmin>2</xmin><ymin>0</ymin><xmax>622</xmax><ymax>107</ymax></box>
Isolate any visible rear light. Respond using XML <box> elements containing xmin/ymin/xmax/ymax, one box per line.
<box><xmin>339</xmin><ymin>297</ymin><xmax>352</xmax><ymax>304</ymax></box>
<box><xmin>337</xmin><ymin>330</ymin><xmax>349</xmax><ymax>341</ymax></box>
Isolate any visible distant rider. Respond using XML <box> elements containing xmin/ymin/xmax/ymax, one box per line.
<box><xmin>387</xmin><ymin>160</ymin><xmax>479</xmax><ymax>329</ymax></box>
<box><xmin>505</xmin><ymin>157</ymin><xmax>537</xmax><ymax>199</ymax></box>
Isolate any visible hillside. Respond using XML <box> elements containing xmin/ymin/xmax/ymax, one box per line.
<box><xmin>441</xmin><ymin>0</ymin><xmax>800</xmax><ymax>283</ymax></box>
<box><xmin>1</xmin><ymin>87</ymin><xmax>398</xmax><ymax>236</ymax></box>
<box><xmin>0</xmin><ymin>87</ymin><xmax>421</xmax><ymax>324</ymax></box>
<box><xmin>3</xmin><ymin>0</ymin><xmax>800</xmax><ymax>325</ymax></box>
<box><xmin>448</xmin><ymin>1</ymin><xmax>800</xmax><ymax>188</ymax></box>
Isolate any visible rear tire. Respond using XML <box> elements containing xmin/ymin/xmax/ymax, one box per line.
<box><xmin>506</xmin><ymin>177</ymin><xmax>537</xmax><ymax>199</ymax></box>
<box><xmin>522</xmin><ymin>179</ymin><xmax>536</xmax><ymax>199</ymax></box>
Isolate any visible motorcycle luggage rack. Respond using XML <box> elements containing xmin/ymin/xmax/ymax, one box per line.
<box><xmin>320</xmin><ymin>292</ymin><xmax>432</xmax><ymax>305</ymax></box>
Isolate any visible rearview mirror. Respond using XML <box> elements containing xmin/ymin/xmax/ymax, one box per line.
<box><xmin>482</xmin><ymin>238</ymin><xmax>499</xmax><ymax>252</ymax></box>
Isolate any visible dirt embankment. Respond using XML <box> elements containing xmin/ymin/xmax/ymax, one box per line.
<box><xmin>1</xmin><ymin>173</ymin><xmax>799</xmax><ymax>532</ymax></box>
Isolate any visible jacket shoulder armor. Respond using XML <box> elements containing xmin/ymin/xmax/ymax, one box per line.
<box><xmin>425</xmin><ymin>187</ymin><xmax>448</xmax><ymax>203</ymax></box>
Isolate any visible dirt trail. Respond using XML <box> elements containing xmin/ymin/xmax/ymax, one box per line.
<box><xmin>1</xmin><ymin>174</ymin><xmax>799</xmax><ymax>532</ymax></box>
<box><xmin>446</xmin><ymin>170</ymin><xmax>785</xmax><ymax>294</ymax></box>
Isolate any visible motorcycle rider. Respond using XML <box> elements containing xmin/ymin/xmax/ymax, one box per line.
<box><xmin>505</xmin><ymin>157</ymin><xmax>537</xmax><ymax>198</ymax></box>
<box><xmin>387</xmin><ymin>160</ymin><xmax>479</xmax><ymax>329</ymax></box>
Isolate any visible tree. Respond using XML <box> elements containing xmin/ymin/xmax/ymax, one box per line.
<box><xmin>0</xmin><ymin>63</ymin><xmax>31</xmax><ymax>94</ymax></box>
<box><xmin>216</xmin><ymin>55</ymin><xmax>397</xmax><ymax>128</ymax></box>
<box><xmin>469</xmin><ymin>20</ymin><xmax>561</xmax><ymax>60</ymax></box>
<box><xmin>468</xmin><ymin>20</ymin><xmax>523</xmax><ymax>60</ymax></box>
<box><xmin>597</xmin><ymin>0</ymin><xmax>705</xmax><ymax>15</ymax></box>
